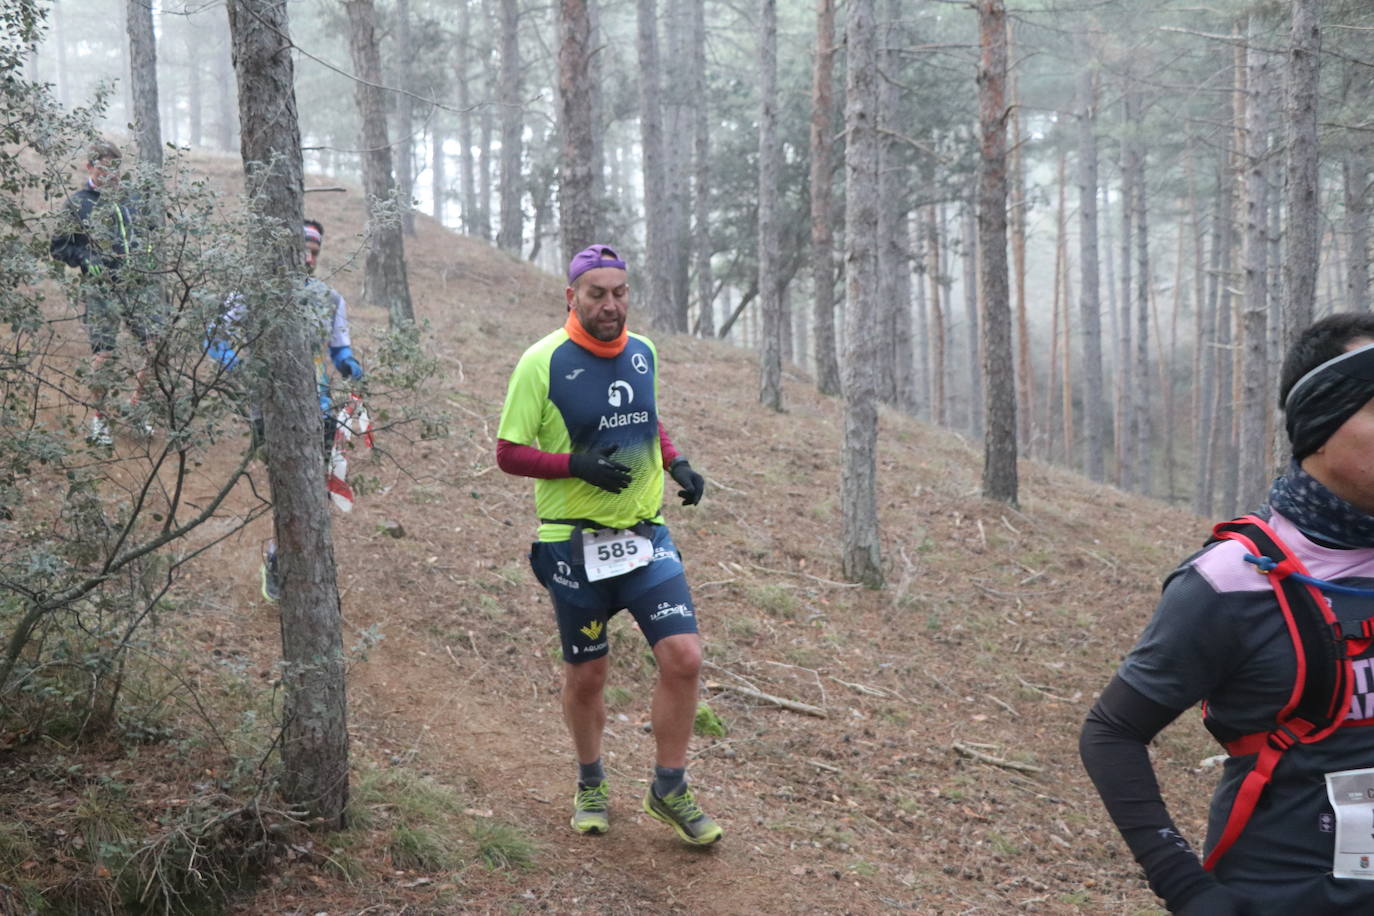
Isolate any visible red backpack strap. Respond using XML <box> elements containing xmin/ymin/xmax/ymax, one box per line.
<box><xmin>1200</xmin><ymin>515</ymin><xmax>1353</xmax><ymax>871</ymax></box>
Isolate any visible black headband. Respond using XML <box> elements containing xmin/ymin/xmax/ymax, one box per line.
<box><xmin>1285</xmin><ymin>343</ymin><xmax>1374</xmax><ymax>459</ymax></box>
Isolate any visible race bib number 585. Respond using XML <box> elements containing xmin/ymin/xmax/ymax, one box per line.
<box><xmin>582</xmin><ymin>528</ymin><xmax>652</xmax><ymax>582</ymax></box>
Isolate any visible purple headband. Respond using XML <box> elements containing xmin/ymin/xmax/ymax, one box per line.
<box><xmin>303</xmin><ymin>225</ymin><xmax>323</xmax><ymax>244</ymax></box>
<box><xmin>567</xmin><ymin>244</ymin><xmax>626</xmax><ymax>285</ymax></box>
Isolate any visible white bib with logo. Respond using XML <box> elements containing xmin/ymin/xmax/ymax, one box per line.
<box><xmin>1325</xmin><ymin>767</ymin><xmax>1374</xmax><ymax>879</ymax></box>
<box><xmin>582</xmin><ymin>527</ymin><xmax>652</xmax><ymax>582</ymax></box>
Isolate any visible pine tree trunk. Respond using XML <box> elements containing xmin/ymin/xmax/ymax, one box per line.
<box><xmin>1117</xmin><ymin>93</ymin><xmax>1135</xmax><ymax>491</ymax></box>
<box><xmin>216</xmin><ymin>35</ymin><xmax>236</xmax><ymax>151</ymax></box>
<box><xmin>458</xmin><ymin>0</ymin><xmax>478</xmax><ymax>236</ymax></box>
<box><xmin>186</xmin><ymin>24</ymin><xmax>202</xmax><ymax>148</ymax></box>
<box><xmin>912</xmin><ymin>211</ymin><xmax>930</xmax><ymax>419</ymax></box>
<box><xmin>477</xmin><ymin>0</ymin><xmax>494</xmax><ymax>245</ymax></box>
<box><xmin>1048</xmin><ymin>206</ymin><xmax>1063</xmax><ymax>461</ymax></box>
<box><xmin>978</xmin><ymin>0</ymin><xmax>1017</xmax><ymax>506</ymax></box>
<box><xmin>663</xmin><ymin>1</ymin><xmax>692</xmax><ymax>329</ymax></box>
<box><xmin>809</xmin><ymin>0</ymin><xmax>840</xmax><ymax>394</ymax></box>
<box><xmin>227</xmin><ymin>0</ymin><xmax>349</xmax><ymax>827</ymax></box>
<box><xmin>757</xmin><ymin>0</ymin><xmax>783</xmax><ymax>411</ymax></box>
<box><xmin>691</xmin><ymin>0</ymin><xmax>714</xmax><ymax>338</ymax></box>
<box><xmin>636</xmin><ymin>0</ymin><xmax>676</xmax><ymax>331</ymax></box>
<box><xmin>558</xmin><ymin>0</ymin><xmax>597</xmax><ymax>264</ymax></box>
<box><xmin>1343</xmin><ymin>61</ymin><xmax>1371</xmax><ymax>311</ymax></box>
<box><xmin>962</xmin><ymin>201</ymin><xmax>983</xmax><ymax>439</ymax></box>
<box><xmin>1131</xmin><ymin>87</ymin><xmax>1151</xmax><ymax>497</ymax></box>
<box><xmin>1282</xmin><ymin>0</ymin><xmax>1321</xmax><ymax>347</ymax></box>
<box><xmin>1051</xmin><ymin>147</ymin><xmax>1070</xmax><ymax>464</ymax></box>
<box><xmin>431</xmin><ymin>129</ymin><xmax>445</xmax><ymax>223</ymax></box>
<box><xmin>1195</xmin><ymin>159</ymin><xmax>1230</xmax><ymax>516</ymax></box>
<box><xmin>840</xmin><ymin>0</ymin><xmax>884</xmax><ymax>588</ymax></box>
<box><xmin>126</xmin><ymin>0</ymin><xmax>162</xmax><ymax>169</ymax></box>
<box><xmin>1008</xmin><ymin>42</ymin><xmax>1031</xmax><ymax>450</ymax></box>
<box><xmin>395</xmin><ymin>0</ymin><xmax>416</xmax><ymax>237</ymax></box>
<box><xmin>344</xmin><ymin>0</ymin><xmax>415</xmax><ymax>325</ymax></box>
<box><xmin>876</xmin><ymin>0</ymin><xmax>906</xmax><ymax>409</ymax></box>
<box><xmin>496</xmin><ymin>0</ymin><xmax>523</xmax><ymax>254</ymax></box>
<box><xmin>1239</xmin><ymin>29</ymin><xmax>1273</xmax><ymax>510</ymax></box>
<box><xmin>926</xmin><ymin>204</ymin><xmax>946</xmax><ymax>426</ymax></box>
<box><xmin>1075</xmin><ymin>41</ymin><xmax>1105</xmax><ymax>482</ymax></box>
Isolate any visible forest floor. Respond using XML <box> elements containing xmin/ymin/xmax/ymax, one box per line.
<box><xmin>2</xmin><ymin>152</ymin><xmax>1222</xmax><ymax>915</ymax></box>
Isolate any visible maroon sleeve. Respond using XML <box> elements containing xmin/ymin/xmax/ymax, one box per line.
<box><xmin>658</xmin><ymin>420</ymin><xmax>681</xmax><ymax>468</ymax></box>
<box><xmin>497</xmin><ymin>439</ymin><xmax>572</xmax><ymax>479</ymax></box>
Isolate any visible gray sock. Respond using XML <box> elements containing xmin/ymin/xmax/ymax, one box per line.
<box><xmin>578</xmin><ymin>758</ymin><xmax>605</xmax><ymax>787</ymax></box>
<box><xmin>653</xmin><ymin>765</ymin><xmax>686</xmax><ymax>798</ymax></box>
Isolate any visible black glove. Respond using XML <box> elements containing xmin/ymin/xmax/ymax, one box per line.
<box><xmin>669</xmin><ymin>457</ymin><xmax>705</xmax><ymax>506</ymax></box>
<box><xmin>569</xmin><ymin>445</ymin><xmax>632</xmax><ymax>493</ymax></box>
<box><xmin>1174</xmin><ymin>884</ymin><xmax>1250</xmax><ymax>916</ymax></box>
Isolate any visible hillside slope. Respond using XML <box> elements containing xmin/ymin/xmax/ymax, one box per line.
<box><xmin>8</xmin><ymin>156</ymin><xmax>1216</xmax><ymax>915</ymax></box>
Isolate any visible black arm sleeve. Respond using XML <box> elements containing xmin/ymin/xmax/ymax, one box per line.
<box><xmin>1080</xmin><ymin>675</ymin><xmax>1222</xmax><ymax>913</ymax></box>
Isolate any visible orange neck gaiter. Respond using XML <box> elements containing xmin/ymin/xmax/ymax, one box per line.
<box><xmin>564</xmin><ymin>310</ymin><xmax>628</xmax><ymax>358</ymax></box>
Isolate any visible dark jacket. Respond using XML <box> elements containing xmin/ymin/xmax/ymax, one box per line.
<box><xmin>50</xmin><ymin>184</ymin><xmax>137</xmax><ymax>276</ymax></box>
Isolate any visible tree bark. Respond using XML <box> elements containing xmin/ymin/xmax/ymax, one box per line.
<box><xmin>876</xmin><ymin>0</ymin><xmax>907</xmax><ymax>409</ymax></box>
<box><xmin>458</xmin><ymin>0</ymin><xmax>478</xmax><ymax>236</ymax></box>
<box><xmin>1008</xmin><ymin>23</ymin><xmax>1030</xmax><ymax>451</ymax></box>
<box><xmin>1131</xmin><ymin>87</ymin><xmax>1151</xmax><ymax>497</ymax></box>
<box><xmin>809</xmin><ymin>0</ymin><xmax>840</xmax><ymax>395</ymax></box>
<box><xmin>690</xmin><ymin>0</ymin><xmax>714</xmax><ymax>338</ymax></box>
<box><xmin>395</xmin><ymin>0</ymin><xmax>417</xmax><ymax>237</ymax></box>
<box><xmin>431</xmin><ymin>129</ymin><xmax>445</xmax><ymax>223</ymax></box>
<box><xmin>1075</xmin><ymin>36</ymin><xmax>1105</xmax><ymax>482</ymax></box>
<box><xmin>962</xmin><ymin>201</ymin><xmax>982</xmax><ymax>439</ymax></box>
<box><xmin>978</xmin><ymin>0</ymin><xmax>1017</xmax><ymax>506</ymax></box>
<box><xmin>757</xmin><ymin>0</ymin><xmax>783</xmax><ymax>411</ymax></box>
<box><xmin>636</xmin><ymin>0</ymin><xmax>677</xmax><ymax>331</ymax></box>
<box><xmin>1343</xmin><ymin>57</ymin><xmax>1371</xmax><ymax>312</ymax></box>
<box><xmin>126</xmin><ymin>0</ymin><xmax>162</xmax><ymax>169</ymax></box>
<box><xmin>344</xmin><ymin>0</ymin><xmax>415</xmax><ymax>326</ymax></box>
<box><xmin>227</xmin><ymin>0</ymin><xmax>348</xmax><ymax>827</ymax></box>
<box><xmin>496</xmin><ymin>0</ymin><xmax>523</xmax><ymax>253</ymax></box>
<box><xmin>1116</xmin><ymin>88</ymin><xmax>1136</xmax><ymax>491</ymax></box>
<box><xmin>558</xmin><ymin>0</ymin><xmax>597</xmax><ymax>264</ymax></box>
<box><xmin>216</xmin><ymin>33</ymin><xmax>237</xmax><ymax>151</ymax></box>
<box><xmin>1282</xmin><ymin>0</ymin><xmax>1321</xmax><ymax>348</ymax></box>
<box><xmin>185</xmin><ymin>22</ymin><xmax>202</xmax><ymax>149</ymax></box>
<box><xmin>841</xmin><ymin>0</ymin><xmax>884</xmax><ymax>588</ymax></box>
<box><xmin>926</xmin><ymin>205</ymin><xmax>946</xmax><ymax>426</ymax></box>
<box><xmin>1239</xmin><ymin>28</ymin><xmax>1273</xmax><ymax>510</ymax></box>
<box><xmin>663</xmin><ymin>0</ymin><xmax>692</xmax><ymax>328</ymax></box>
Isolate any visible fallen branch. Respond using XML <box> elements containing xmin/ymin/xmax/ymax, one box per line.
<box><xmin>952</xmin><ymin>741</ymin><xmax>1043</xmax><ymax>775</ymax></box>
<box><xmin>1016</xmin><ymin>675</ymin><xmax>1080</xmax><ymax>703</ymax></box>
<box><xmin>747</xmin><ymin>562</ymin><xmax>864</xmax><ymax>589</ymax></box>
<box><xmin>708</xmin><ymin>682</ymin><xmax>827</xmax><ymax>718</ymax></box>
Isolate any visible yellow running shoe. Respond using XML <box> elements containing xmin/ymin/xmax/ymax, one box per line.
<box><xmin>571</xmin><ymin>780</ymin><xmax>609</xmax><ymax>835</ymax></box>
<box><xmin>642</xmin><ymin>785</ymin><xmax>722</xmax><ymax>846</ymax></box>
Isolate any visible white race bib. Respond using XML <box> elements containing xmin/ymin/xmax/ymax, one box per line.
<box><xmin>1325</xmin><ymin>767</ymin><xmax>1374</xmax><ymax>879</ymax></box>
<box><xmin>582</xmin><ymin>527</ymin><xmax>652</xmax><ymax>582</ymax></box>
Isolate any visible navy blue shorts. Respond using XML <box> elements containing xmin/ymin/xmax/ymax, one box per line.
<box><xmin>529</xmin><ymin>524</ymin><xmax>698</xmax><ymax>663</ymax></box>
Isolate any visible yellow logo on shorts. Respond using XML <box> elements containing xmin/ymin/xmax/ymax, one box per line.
<box><xmin>580</xmin><ymin>620</ymin><xmax>603</xmax><ymax>640</ymax></box>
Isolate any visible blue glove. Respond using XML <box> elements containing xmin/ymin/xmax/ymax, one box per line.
<box><xmin>330</xmin><ymin>345</ymin><xmax>363</xmax><ymax>380</ymax></box>
<box><xmin>205</xmin><ymin>338</ymin><xmax>240</xmax><ymax>370</ymax></box>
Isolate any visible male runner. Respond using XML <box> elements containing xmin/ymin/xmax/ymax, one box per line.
<box><xmin>495</xmin><ymin>244</ymin><xmax>720</xmax><ymax>845</ymax></box>
<box><xmin>1082</xmin><ymin>313</ymin><xmax>1374</xmax><ymax>914</ymax></box>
